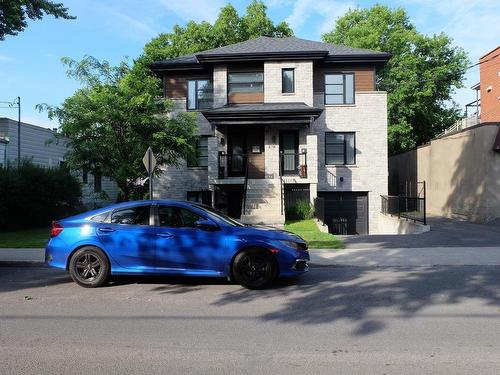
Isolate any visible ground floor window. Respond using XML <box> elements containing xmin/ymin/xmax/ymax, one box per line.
<box><xmin>187</xmin><ymin>190</ymin><xmax>212</xmax><ymax>206</ymax></box>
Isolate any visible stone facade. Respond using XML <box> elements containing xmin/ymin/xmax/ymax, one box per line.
<box><xmin>264</xmin><ymin>61</ymin><xmax>313</xmax><ymax>106</ymax></box>
<box><xmin>155</xmin><ymin>61</ymin><xmax>388</xmax><ymax>233</ymax></box>
<box><xmin>312</xmin><ymin>92</ymin><xmax>388</xmax><ymax>233</ymax></box>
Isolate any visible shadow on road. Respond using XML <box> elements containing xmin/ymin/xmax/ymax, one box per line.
<box><xmin>2</xmin><ymin>265</ymin><xmax>500</xmax><ymax>337</ymax></box>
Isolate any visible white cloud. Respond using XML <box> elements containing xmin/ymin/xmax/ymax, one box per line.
<box><xmin>0</xmin><ymin>54</ymin><xmax>14</xmax><ymax>62</ymax></box>
<box><xmin>97</xmin><ymin>4</ymin><xmax>159</xmax><ymax>38</ymax></box>
<box><xmin>271</xmin><ymin>0</ymin><xmax>355</xmax><ymax>38</ymax></box>
<box><xmin>156</xmin><ymin>0</ymin><xmax>225</xmax><ymax>23</ymax></box>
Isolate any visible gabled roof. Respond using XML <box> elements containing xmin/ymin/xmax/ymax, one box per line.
<box><xmin>149</xmin><ymin>36</ymin><xmax>390</xmax><ymax>72</ymax></box>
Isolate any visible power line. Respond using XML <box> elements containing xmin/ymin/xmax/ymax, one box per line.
<box><xmin>467</xmin><ymin>52</ymin><xmax>500</xmax><ymax>70</ymax></box>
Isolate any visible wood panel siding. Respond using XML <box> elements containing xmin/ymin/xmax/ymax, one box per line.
<box><xmin>228</xmin><ymin>92</ymin><xmax>264</xmax><ymax>104</ymax></box>
<box><xmin>313</xmin><ymin>64</ymin><xmax>376</xmax><ymax>92</ymax></box>
<box><xmin>246</xmin><ymin>128</ymin><xmax>265</xmax><ymax>179</ymax></box>
<box><xmin>227</xmin><ymin>62</ymin><xmax>264</xmax><ymax>73</ymax></box>
<box><xmin>163</xmin><ymin>71</ymin><xmax>212</xmax><ymax>99</ymax></box>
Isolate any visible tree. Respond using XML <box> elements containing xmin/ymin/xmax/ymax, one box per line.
<box><xmin>127</xmin><ymin>1</ymin><xmax>293</xmax><ymax>99</ymax></box>
<box><xmin>323</xmin><ymin>5</ymin><xmax>468</xmax><ymax>154</ymax></box>
<box><xmin>38</xmin><ymin>56</ymin><xmax>198</xmax><ymax>201</ymax></box>
<box><xmin>0</xmin><ymin>0</ymin><xmax>75</xmax><ymax>40</ymax></box>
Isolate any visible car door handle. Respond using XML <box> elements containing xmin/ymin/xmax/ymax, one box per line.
<box><xmin>98</xmin><ymin>227</ymin><xmax>115</xmax><ymax>233</ymax></box>
<box><xmin>157</xmin><ymin>232</ymin><xmax>173</xmax><ymax>238</ymax></box>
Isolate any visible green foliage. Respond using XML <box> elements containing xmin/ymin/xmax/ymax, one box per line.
<box><xmin>285</xmin><ymin>200</ymin><xmax>313</xmax><ymax>221</ymax></box>
<box><xmin>38</xmin><ymin>55</ymin><xmax>198</xmax><ymax>201</ymax></box>
<box><xmin>322</xmin><ymin>4</ymin><xmax>469</xmax><ymax>155</ymax></box>
<box><xmin>0</xmin><ymin>161</ymin><xmax>82</xmax><ymax>230</ymax></box>
<box><xmin>128</xmin><ymin>1</ymin><xmax>293</xmax><ymax>98</ymax></box>
<box><xmin>0</xmin><ymin>0</ymin><xmax>75</xmax><ymax>40</ymax></box>
<box><xmin>284</xmin><ymin>219</ymin><xmax>343</xmax><ymax>249</ymax></box>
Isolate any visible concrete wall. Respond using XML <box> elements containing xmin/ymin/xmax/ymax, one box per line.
<box><xmin>312</xmin><ymin>92</ymin><xmax>389</xmax><ymax>234</ymax></box>
<box><xmin>389</xmin><ymin>123</ymin><xmax>500</xmax><ymax>223</ymax></box>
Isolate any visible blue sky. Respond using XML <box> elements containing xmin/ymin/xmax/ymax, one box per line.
<box><xmin>1</xmin><ymin>0</ymin><xmax>498</xmax><ymax>128</ymax></box>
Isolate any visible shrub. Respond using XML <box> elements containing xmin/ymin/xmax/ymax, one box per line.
<box><xmin>285</xmin><ymin>200</ymin><xmax>313</xmax><ymax>221</ymax></box>
<box><xmin>0</xmin><ymin>161</ymin><xmax>82</xmax><ymax>230</ymax></box>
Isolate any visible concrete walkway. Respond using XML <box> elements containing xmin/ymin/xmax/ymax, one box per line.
<box><xmin>2</xmin><ymin>245</ymin><xmax>500</xmax><ymax>268</ymax></box>
<box><xmin>0</xmin><ymin>248</ymin><xmax>45</xmax><ymax>263</ymax></box>
<box><xmin>310</xmin><ymin>246</ymin><xmax>500</xmax><ymax>267</ymax></box>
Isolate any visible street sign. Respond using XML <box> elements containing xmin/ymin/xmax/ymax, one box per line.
<box><xmin>142</xmin><ymin>147</ymin><xmax>157</xmax><ymax>199</ymax></box>
<box><xmin>142</xmin><ymin>147</ymin><xmax>157</xmax><ymax>173</ymax></box>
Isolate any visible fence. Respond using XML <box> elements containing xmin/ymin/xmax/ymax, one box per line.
<box><xmin>381</xmin><ymin>181</ymin><xmax>427</xmax><ymax>225</ymax></box>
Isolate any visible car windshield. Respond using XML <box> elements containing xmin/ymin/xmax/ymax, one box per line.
<box><xmin>191</xmin><ymin>203</ymin><xmax>245</xmax><ymax>227</ymax></box>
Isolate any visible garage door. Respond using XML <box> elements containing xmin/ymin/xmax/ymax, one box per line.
<box><xmin>318</xmin><ymin>192</ymin><xmax>368</xmax><ymax>235</ymax></box>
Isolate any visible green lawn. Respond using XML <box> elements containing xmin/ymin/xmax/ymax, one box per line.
<box><xmin>0</xmin><ymin>228</ymin><xmax>50</xmax><ymax>248</ymax></box>
<box><xmin>284</xmin><ymin>219</ymin><xmax>343</xmax><ymax>249</ymax></box>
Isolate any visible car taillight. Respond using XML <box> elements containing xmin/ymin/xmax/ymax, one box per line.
<box><xmin>50</xmin><ymin>221</ymin><xmax>64</xmax><ymax>237</ymax></box>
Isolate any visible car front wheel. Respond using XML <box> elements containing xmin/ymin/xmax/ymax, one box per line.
<box><xmin>232</xmin><ymin>248</ymin><xmax>277</xmax><ymax>289</ymax></box>
<box><xmin>69</xmin><ymin>246</ymin><xmax>110</xmax><ymax>288</ymax></box>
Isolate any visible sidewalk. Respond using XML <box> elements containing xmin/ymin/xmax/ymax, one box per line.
<box><xmin>0</xmin><ymin>248</ymin><xmax>45</xmax><ymax>263</ymax></box>
<box><xmin>3</xmin><ymin>246</ymin><xmax>500</xmax><ymax>267</ymax></box>
<box><xmin>310</xmin><ymin>246</ymin><xmax>500</xmax><ymax>267</ymax></box>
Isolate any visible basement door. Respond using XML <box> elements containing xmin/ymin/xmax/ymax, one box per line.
<box><xmin>318</xmin><ymin>192</ymin><xmax>368</xmax><ymax>235</ymax></box>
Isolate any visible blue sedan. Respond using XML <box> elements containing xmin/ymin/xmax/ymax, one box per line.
<box><xmin>46</xmin><ymin>200</ymin><xmax>309</xmax><ymax>289</ymax></box>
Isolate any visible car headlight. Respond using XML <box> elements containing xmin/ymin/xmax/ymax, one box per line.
<box><xmin>278</xmin><ymin>240</ymin><xmax>304</xmax><ymax>251</ymax></box>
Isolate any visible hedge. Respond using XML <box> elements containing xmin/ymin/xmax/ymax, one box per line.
<box><xmin>0</xmin><ymin>161</ymin><xmax>82</xmax><ymax>230</ymax></box>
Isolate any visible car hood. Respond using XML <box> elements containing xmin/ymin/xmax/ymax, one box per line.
<box><xmin>232</xmin><ymin>224</ymin><xmax>306</xmax><ymax>243</ymax></box>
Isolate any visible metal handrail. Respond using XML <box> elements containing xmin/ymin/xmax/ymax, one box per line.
<box><xmin>242</xmin><ymin>155</ymin><xmax>250</xmax><ymax>216</ymax></box>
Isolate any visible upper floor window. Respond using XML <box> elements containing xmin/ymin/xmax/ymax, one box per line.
<box><xmin>325</xmin><ymin>73</ymin><xmax>354</xmax><ymax>105</ymax></box>
<box><xmin>228</xmin><ymin>72</ymin><xmax>264</xmax><ymax>94</ymax></box>
<box><xmin>282</xmin><ymin>68</ymin><xmax>295</xmax><ymax>93</ymax></box>
<box><xmin>188</xmin><ymin>136</ymin><xmax>208</xmax><ymax>168</ymax></box>
<box><xmin>187</xmin><ymin>79</ymin><xmax>213</xmax><ymax>110</ymax></box>
<box><xmin>325</xmin><ymin>132</ymin><xmax>356</xmax><ymax>165</ymax></box>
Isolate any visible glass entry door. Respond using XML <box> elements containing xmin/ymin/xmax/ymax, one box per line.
<box><xmin>280</xmin><ymin>131</ymin><xmax>299</xmax><ymax>175</ymax></box>
<box><xmin>228</xmin><ymin>134</ymin><xmax>246</xmax><ymax>177</ymax></box>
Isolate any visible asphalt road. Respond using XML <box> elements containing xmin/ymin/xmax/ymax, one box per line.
<box><xmin>1</xmin><ymin>265</ymin><xmax>500</xmax><ymax>374</ymax></box>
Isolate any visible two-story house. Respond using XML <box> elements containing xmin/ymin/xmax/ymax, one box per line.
<box><xmin>149</xmin><ymin>36</ymin><xmax>390</xmax><ymax>234</ymax></box>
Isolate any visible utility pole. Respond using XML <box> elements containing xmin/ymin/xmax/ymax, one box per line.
<box><xmin>17</xmin><ymin>96</ymin><xmax>21</xmax><ymax>167</ymax></box>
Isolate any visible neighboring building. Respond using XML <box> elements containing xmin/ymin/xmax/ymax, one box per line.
<box><xmin>477</xmin><ymin>46</ymin><xmax>500</xmax><ymax>123</ymax></box>
<box><xmin>149</xmin><ymin>36</ymin><xmax>391</xmax><ymax>234</ymax></box>
<box><xmin>0</xmin><ymin>117</ymin><xmax>119</xmax><ymax>207</ymax></box>
<box><xmin>389</xmin><ymin>47</ymin><xmax>500</xmax><ymax>224</ymax></box>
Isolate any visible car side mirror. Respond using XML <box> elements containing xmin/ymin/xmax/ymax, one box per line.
<box><xmin>195</xmin><ymin>219</ymin><xmax>219</xmax><ymax>231</ymax></box>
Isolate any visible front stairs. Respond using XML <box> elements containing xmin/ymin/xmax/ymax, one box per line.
<box><xmin>239</xmin><ymin>179</ymin><xmax>285</xmax><ymax>227</ymax></box>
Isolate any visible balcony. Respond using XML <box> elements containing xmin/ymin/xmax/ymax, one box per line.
<box><xmin>217</xmin><ymin>151</ymin><xmax>308</xmax><ymax>180</ymax></box>
<box><xmin>279</xmin><ymin>151</ymin><xmax>308</xmax><ymax>178</ymax></box>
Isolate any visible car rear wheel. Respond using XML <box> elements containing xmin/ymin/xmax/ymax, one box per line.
<box><xmin>232</xmin><ymin>248</ymin><xmax>277</xmax><ymax>289</ymax></box>
<box><xmin>69</xmin><ymin>246</ymin><xmax>110</xmax><ymax>288</ymax></box>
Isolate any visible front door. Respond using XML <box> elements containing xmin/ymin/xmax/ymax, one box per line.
<box><xmin>154</xmin><ymin>204</ymin><xmax>223</xmax><ymax>273</ymax></box>
<box><xmin>96</xmin><ymin>204</ymin><xmax>156</xmax><ymax>270</ymax></box>
<box><xmin>280</xmin><ymin>131</ymin><xmax>299</xmax><ymax>175</ymax></box>
<box><xmin>228</xmin><ymin>134</ymin><xmax>246</xmax><ymax>177</ymax></box>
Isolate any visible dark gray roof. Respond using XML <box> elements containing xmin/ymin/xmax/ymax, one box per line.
<box><xmin>149</xmin><ymin>36</ymin><xmax>390</xmax><ymax>72</ymax></box>
<box><xmin>198</xmin><ymin>36</ymin><xmax>388</xmax><ymax>57</ymax></box>
<box><xmin>203</xmin><ymin>102</ymin><xmax>320</xmax><ymax>113</ymax></box>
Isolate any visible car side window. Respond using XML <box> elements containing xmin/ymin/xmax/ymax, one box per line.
<box><xmin>111</xmin><ymin>206</ymin><xmax>150</xmax><ymax>225</ymax></box>
<box><xmin>158</xmin><ymin>206</ymin><xmax>202</xmax><ymax>228</ymax></box>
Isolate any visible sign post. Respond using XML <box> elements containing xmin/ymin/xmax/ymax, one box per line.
<box><xmin>142</xmin><ymin>147</ymin><xmax>157</xmax><ymax>199</ymax></box>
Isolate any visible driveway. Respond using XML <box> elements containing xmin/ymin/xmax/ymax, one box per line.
<box><xmin>2</xmin><ymin>265</ymin><xmax>500</xmax><ymax>374</ymax></box>
<box><xmin>310</xmin><ymin>217</ymin><xmax>500</xmax><ymax>267</ymax></box>
<box><xmin>342</xmin><ymin>216</ymin><xmax>500</xmax><ymax>249</ymax></box>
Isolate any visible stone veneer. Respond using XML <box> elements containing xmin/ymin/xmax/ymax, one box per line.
<box><xmin>312</xmin><ymin>91</ymin><xmax>388</xmax><ymax>233</ymax></box>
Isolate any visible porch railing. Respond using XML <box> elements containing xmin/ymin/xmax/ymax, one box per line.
<box><xmin>279</xmin><ymin>150</ymin><xmax>307</xmax><ymax>178</ymax></box>
<box><xmin>218</xmin><ymin>152</ymin><xmax>248</xmax><ymax>179</ymax></box>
